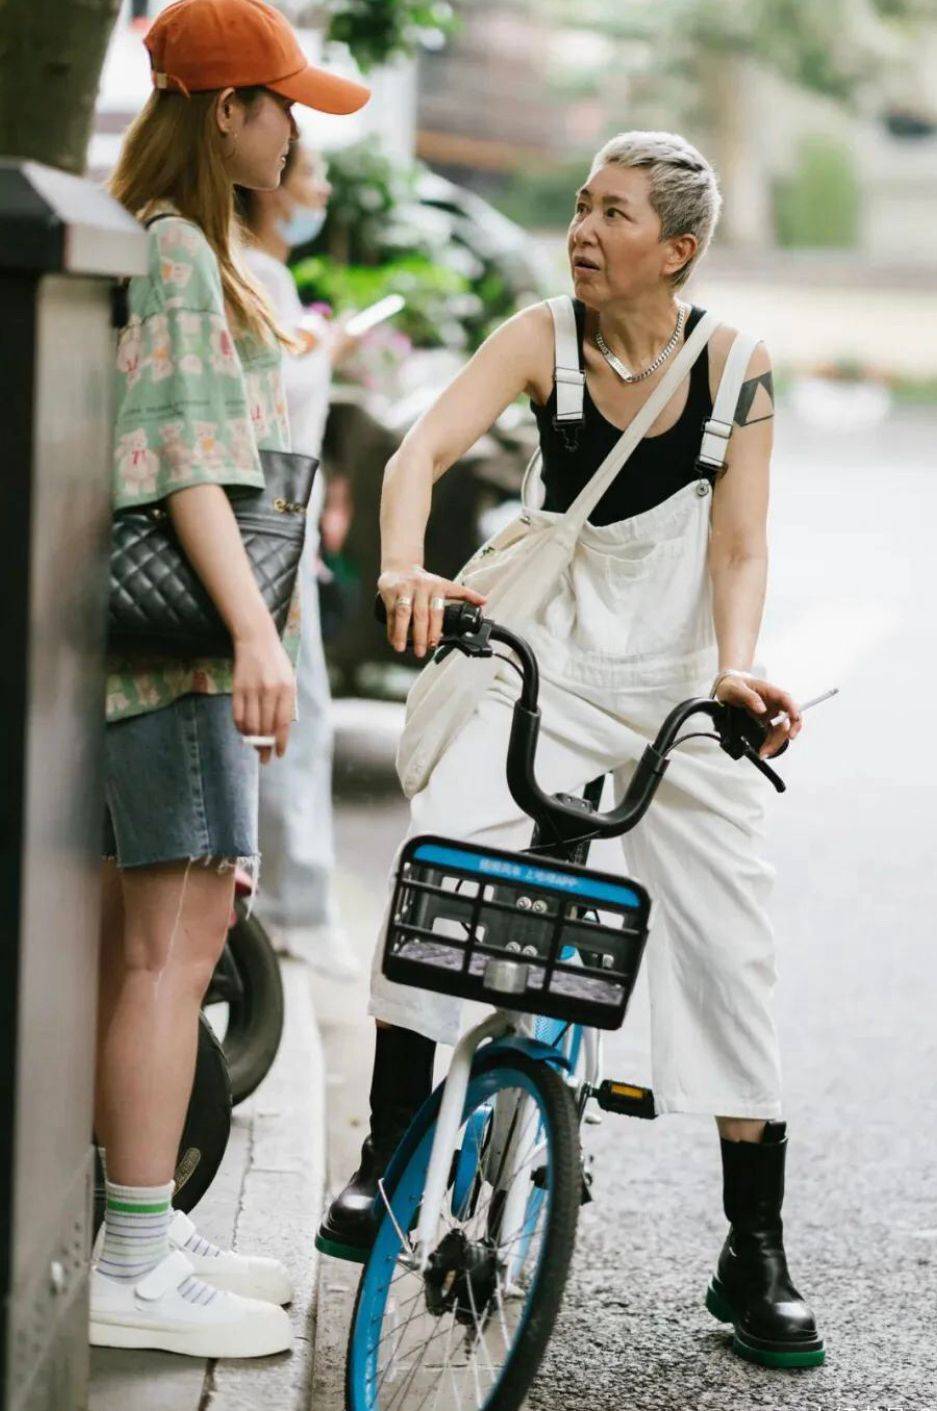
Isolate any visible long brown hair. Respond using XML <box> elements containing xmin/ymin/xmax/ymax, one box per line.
<box><xmin>110</xmin><ymin>88</ymin><xmax>288</xmax><ymax>345</ymax></box>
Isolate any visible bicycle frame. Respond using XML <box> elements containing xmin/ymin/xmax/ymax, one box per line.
<box><xmin>410</xmin><ymin>1009</ymin><xmax>602</xmax><ymax>1274</ymax></box>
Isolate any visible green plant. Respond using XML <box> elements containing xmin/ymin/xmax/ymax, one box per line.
<box><xmin>324</xmin><ymin>0</ymin><xmax>458</xmax><ymax>71</ymax></box>
<box><xmin>291</xmin><ymin>253</ymin><xmax>478</xmax><ymax>348</ymax></box>
<box><xmin>291</xmin><ymin>140</ymin><xmax>548</xmax><ymax>350</ymax></box>
<box><xmin>774</xmin><ymin>135</ymin><xmax>860</xmax><ymax>248</ymax></box>
<box><xmin>314</xmin><ymin>141</ymin><xmax>428</xmax><ymax>266</ymax></box>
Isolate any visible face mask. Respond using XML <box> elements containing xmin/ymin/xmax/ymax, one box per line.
<box><xmin>278</xmin><ymin>206</ymin><xmax>326</xmax><ymax>248</ymax></box>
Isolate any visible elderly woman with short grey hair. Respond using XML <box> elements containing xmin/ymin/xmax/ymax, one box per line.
<box><xmin>318</xmin><ymin>131</ymin><xmax>824</xmax><ymax>1369</ymax></box>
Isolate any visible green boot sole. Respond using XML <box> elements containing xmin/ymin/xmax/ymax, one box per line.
<box><xmin>705</xmin><ymin>1280</ymin><xmax>826</xmax><ymax>1369</ymax></box>
<box><xmin>315</xmin><ymin>1230</ymin><xmax>371</xmax><ymax>1264</ymax></box>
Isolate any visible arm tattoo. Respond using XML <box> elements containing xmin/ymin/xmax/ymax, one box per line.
<box><xmin>734</xmin><ymin>370</ymin><xmax>775</xmax><ymax>427</ymax></box>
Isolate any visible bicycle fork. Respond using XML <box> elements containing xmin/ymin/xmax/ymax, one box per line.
<box><xmin>413</xmin><ymin>1011</ymin><xmax>517</xmax><ymax>1273</ymax></box>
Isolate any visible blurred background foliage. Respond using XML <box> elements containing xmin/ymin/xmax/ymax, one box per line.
<box><xmin>774</xmin><ymin>135</ymin><xmax>861</xmax><ymax>246</ymax></box>
<box><xmin>320</xmin><ymin>0</ymin><xmax>458</xmax><ymax>70</ymax></box>
<box><xmin>545</xmin><ymin>0</ymin><xmax>931</xmax><ymax>103</ymax></box>
<box><xmin>486</xmin><ymin>0</ymin><xmax>936</xmax><ymax>247</ymax></box>
<box><xmin>290</xmin><ymin>140</ymin><xmax>548</xmax><ymax>349</ymax></box>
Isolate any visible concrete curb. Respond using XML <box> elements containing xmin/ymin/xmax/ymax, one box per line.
<box><xmin>207</xmin><ymin>957</ymin><xmax>326</xmax><ymax>1410</ymax></box>
<box><xmin>306</xmin><ymin>863</ymin><xmax>389</xmax><ymax>1411</ymax></box>
<box><xmin>89</xmin><ymin>957</ymin><xmax>326</xmax><ymax>1411</ymax></box>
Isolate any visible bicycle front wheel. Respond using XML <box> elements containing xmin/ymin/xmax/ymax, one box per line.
<box><xmin>347</xmin><ymin>1047</ymin><xmax>580</xmax><ymax>1411</ymax></box>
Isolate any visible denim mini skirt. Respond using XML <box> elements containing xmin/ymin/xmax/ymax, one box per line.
<box><xmin>102</xmin><ymin>692</ymin><xmax>260</xmax><ymax>871</ymax></box>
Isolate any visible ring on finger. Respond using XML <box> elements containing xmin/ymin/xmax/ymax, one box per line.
<box><xmin>430</xmin><ymin>596</ymin><xmax>446</xmax><ymax>611</ymax></box>
<box><xmin>396</xmin><ymin>596</ymin><xmax>413</xmax><ymax>609</ymax></box>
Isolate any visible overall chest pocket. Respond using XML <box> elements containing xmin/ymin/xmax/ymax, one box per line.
<box><xmin>569</xmin><ymin>518</ymin><xmax>710</xmax><ymax>661</ymax></box>
<box><xmin>598</xmin><ymin>534</ymin><xmax>686</xmax><ymax>593</ymax></box>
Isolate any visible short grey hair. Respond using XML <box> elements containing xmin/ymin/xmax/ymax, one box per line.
<box><xmin>589</xmin><ymin>130</ymin><xmax>722</xmax><ymax>288</ymax></box>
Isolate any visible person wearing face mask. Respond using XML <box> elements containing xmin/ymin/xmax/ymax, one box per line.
<box><xmin>240</xmin><ymin>144</ymin><xmax>361</xmax><ymax>978</ymax></box>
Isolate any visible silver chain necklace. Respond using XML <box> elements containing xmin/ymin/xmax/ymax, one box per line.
<box><xmin>595</xmin><ymin>303</ymin><xmax>688</xmax><ymax>384</ymax></box>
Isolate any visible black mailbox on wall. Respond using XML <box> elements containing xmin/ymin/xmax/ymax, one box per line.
<box><xmin>0</xmin><ymin>160</ymin><xmax>146</xmax><ymax>1411</ymax></box>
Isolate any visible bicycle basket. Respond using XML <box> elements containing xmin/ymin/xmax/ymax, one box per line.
<box><xmin>383</xmin><ymin>835</ymin><xmax>651</xmax><ymax>1030</ymax></box>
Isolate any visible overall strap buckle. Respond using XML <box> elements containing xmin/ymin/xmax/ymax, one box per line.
<box><xmin>696</xmin><ymin>416</ymin><xmax>733</xmax><ymax>483</ymax></box>
<box><xmin>554</xmin><ymin>366</ymin><xmax>585</xmax><ymax>424</ymax></box>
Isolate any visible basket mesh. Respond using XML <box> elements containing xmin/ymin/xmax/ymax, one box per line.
<box><xmin>383</xmin><ymin>837</ymin><xmax>651</xmax><ymax>1030</ymax></box>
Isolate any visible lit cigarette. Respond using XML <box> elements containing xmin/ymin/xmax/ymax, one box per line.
<box><xmin>769</xmin><ymin>687</ymin><xmax>839</xmax><ymax>727</ymax></box>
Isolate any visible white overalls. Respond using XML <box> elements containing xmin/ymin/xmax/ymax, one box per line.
<box><xmin>370</xmin><ymin>303</ymin><xmax>782</xmax><ymax>1119</ymax></box>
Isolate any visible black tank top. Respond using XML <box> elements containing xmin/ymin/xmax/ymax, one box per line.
<box><xmin>531</xmin><ymin>301</ymin><xmax>713</xmax><ymax>526</ymax></box>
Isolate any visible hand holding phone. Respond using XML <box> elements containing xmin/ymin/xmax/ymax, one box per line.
<box><xmin>342</xmin><ymin>294</ymin><xmax>405</xmax><ymax>338</ymax></box>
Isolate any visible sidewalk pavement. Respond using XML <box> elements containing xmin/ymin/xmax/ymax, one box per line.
<box><xmin>306</xmin><ymin>880</ymin><xmax>382</xmax><ymax>1411</ymax></box>
<box><xmin>309</xmin><ymin>700</ymin><xmax>411</xmax><ymax>1410</ymax></box>
<box><xmin>89</xmin><ymin>956</ymin><xmax>326</xmax><ymax>1411</ymax></box>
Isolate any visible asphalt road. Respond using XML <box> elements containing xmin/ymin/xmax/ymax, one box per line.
<box><xmin>326</xmin><ymin>405</ymin><xmax>937</xmax><ymax>1411</ymax></box>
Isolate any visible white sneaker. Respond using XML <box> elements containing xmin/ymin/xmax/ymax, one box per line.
<box><xmin>92</xmin><ymin>1211</ymin><xmax>293</xmax><ymax>1306</ymax></box>
<box><xmin>89</xmin><ymin>1250</ymin><xmax>292</xmax><ymax>1358</ymax></box>
<box><xmin>272</xmin><ymin>922</ymin><xmax>362</xmax><ymax>982</ymax></box>
<box><xmin>168</xmin><ymin>1210</ymin><xmax>293</xmax><ymax>1304</ymax></box>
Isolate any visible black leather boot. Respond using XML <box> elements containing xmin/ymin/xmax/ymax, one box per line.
<box><xmin>706</xmin><ymin>1121</ymin><xmax>825</xmax><ymax>1367</ymax></box>
<box><xmin>316</xmin><ymin>1026</ymin><xmax>435</xmax><ymax>1262</ymax></box>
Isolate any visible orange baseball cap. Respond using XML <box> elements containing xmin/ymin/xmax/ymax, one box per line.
<box><xmin>144</xmin><ymin>0</ymin><xmax>371</xmax><ymax>115</ymax></box>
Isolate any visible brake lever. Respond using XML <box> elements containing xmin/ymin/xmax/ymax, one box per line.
<box><xmin>716</xmin><ymin>704</ymin><xmax>787</xmax><ymax>794</ymax></box>
<box><xmin>739</xmin><ymin>739</ymin><xmax>786</xmax><ymax>794</ymax></box>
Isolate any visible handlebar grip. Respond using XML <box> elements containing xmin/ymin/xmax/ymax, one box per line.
<box><xmin>373</xmin><ymin>594</ymin><xmax>484</xmax><ymax>639</ymax></box>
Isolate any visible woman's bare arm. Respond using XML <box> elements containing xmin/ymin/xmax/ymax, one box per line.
<box><xmin>380</xmin><ymin>302</ymin><xmax>551</xmax><ymax>656</ymax></box>
<box><xmin>708</xmin><ymin>343</ymin><xmax>801</xmax><ymax>755</ymax></box>
<box><xmin>168</xmin><ymin>484</ymin><xmax>295</xmax><ymax>761</ymax></box>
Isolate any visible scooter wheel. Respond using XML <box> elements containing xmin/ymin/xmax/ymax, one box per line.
<box><xmin>220</xmin><ymin>901</ymin><xmax>285</xmax><ymax>1106</ymax></box>
<box><xmin>92</xmin><ymin>1012</ymin><xmax>232</xmax><ymax>1233</ymax></box>
<box><xmin>172</xmin><ymin>1012</ymin><xmax>232</xmax><ymax>1213</ymax></box>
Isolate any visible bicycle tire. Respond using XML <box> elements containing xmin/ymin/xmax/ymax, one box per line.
<box><xmin>346</xmin><ymin>1047</ymin><xmax>580</xmax><ymax>1411</ymax></box>
<box><xmin>220</xmin><ymin>901</ymin><xmax>285</xmax><ymax>1106</ymax></box>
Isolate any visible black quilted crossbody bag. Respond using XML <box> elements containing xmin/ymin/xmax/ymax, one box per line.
<box><xmin>107</xmin><ymin>447</ymin><xmax>318</xmax><ymax>657</ymax></box>
<box><xmin>107</xmin><ymin>211</ymin><xmax>318</xmax><ymax>658</ymax></box>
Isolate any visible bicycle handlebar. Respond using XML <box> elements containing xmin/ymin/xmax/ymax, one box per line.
<box><xmin>375</xmin><ymin>596</ymin><xmax>786</xmax><ymax>843</ymax></box>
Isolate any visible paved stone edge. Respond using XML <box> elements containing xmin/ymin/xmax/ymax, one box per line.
<box><xmin>206</xmin><ymin>957</ymin><xmax>326</xmax><ymax>1410</ymax></box>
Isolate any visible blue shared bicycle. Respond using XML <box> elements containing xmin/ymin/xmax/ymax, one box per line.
<box><xmin>345</xmin><ymin>603</ymin><xmax>785</xmax><ymax>1411</ymax></box>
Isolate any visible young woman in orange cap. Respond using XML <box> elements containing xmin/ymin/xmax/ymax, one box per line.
<box><xmin>93</xmin><ymin>0</ymin><xmax>367</xmax><ymax>1359</ymax></box>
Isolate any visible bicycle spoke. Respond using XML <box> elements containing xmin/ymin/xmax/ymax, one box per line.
<box><xmin>378</xmin><ymin>1277</ymin><xmax>435</xmax><ymax>1395</ymax></box>
<box><xmin>372</xmin><ymin>1287</ymin><xmax>426</xmax><ymax>1347</ymax></box>
<box><xmin>463</xmin><ymin>1262</ymin><xmax>499</xmax><ymax>1402</ymax></box>
<box><xmin>428</xmin><ymin>1316</ymin><xmax>461</xmax><ymax>1411</ymax></box>
<box><xmin>492</xmin><ymin>1275</ymin><xmax>512</xmax><ymax>1354</ymax></box>
<box><xmin>378</xmin><ymin>1177</ymin><xmax>415</xmax><ymax>1254</ymax></box>
<box><xmin>384</xmin><ymin>1314</ymin><xmax>465</xmax><ymax>1411</ymax></box>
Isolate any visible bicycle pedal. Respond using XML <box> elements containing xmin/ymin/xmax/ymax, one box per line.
<box><xmin>594</xmin><ymin>1080</ymin><xmax>657</xmax><ymax>1120</ymax></box>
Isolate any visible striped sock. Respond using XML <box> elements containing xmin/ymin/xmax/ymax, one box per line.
<box><xmin>97</xmin><ymin>1180</ymin><xmax>174</xmax><ymax>1283</ymax></box>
